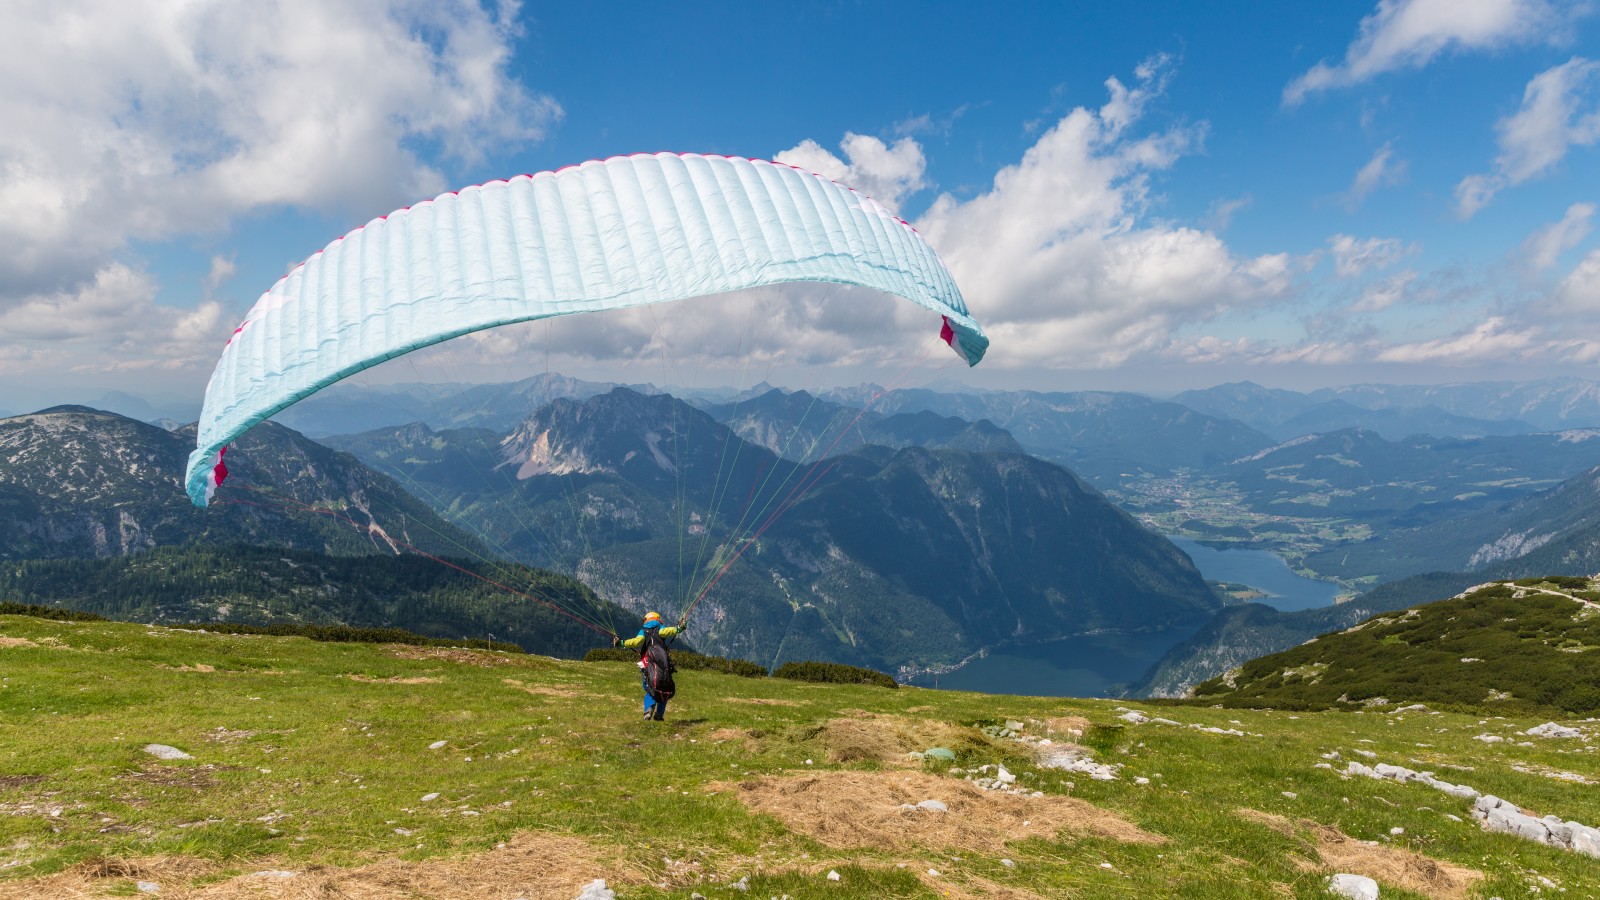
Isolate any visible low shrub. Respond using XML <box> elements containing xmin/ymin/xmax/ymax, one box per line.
<box><xmin>177</xmin><ymin>621</ymin><xmax>524</xmax><ymax>653</ymax></box>
<box><xmin>0</xmin><ymin>602</ymin><xmax>107</xmax><ymax>623</ymax></box>
<box><xmin>772</xmin><ymin>660</ymin><xmax>898</xmax><ymax>689</ymax></box>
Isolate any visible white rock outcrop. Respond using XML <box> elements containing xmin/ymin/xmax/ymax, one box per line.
<box><xmin>1473</xmin><ymin>796</ymin><xmax>1600</xmax><ymax>858</ymax></box>
<box><xmin>1037</xmin><ymin>747</ymin><xmax>1119</xmax><ymax>781</ymax></box>
<box><xmin>1343</xmin><ymin>761</ymin><xmax>1481</xmax><ymax>801</ymax></box>
<box><xmin>1526</xmin><ymin>722</ymin><xmax>1583</xmax><ymax>739</ymax></box>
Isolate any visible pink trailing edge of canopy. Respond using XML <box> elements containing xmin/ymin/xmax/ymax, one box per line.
<box><xmin>203</xmin><ymin>447</ymin><xmax>228</xmax><ymax>504</ymax></box>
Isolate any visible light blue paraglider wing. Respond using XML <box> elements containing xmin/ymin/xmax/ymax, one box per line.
<box><xmin>185</xmin><ymin>152</ymin><xmax>987</xmax><ymax>506</ymax></box>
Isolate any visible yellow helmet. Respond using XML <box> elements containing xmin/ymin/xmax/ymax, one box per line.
<box><xmin>643</xmin><ymin>611</ymin><xmax>663</xmax><ymax>627</ymax></box>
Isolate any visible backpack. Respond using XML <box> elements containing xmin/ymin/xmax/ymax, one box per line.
<box><xmin>641</xmin><ymin>631</ymin><xmax>676</xmax><ymax>701</ymax></box>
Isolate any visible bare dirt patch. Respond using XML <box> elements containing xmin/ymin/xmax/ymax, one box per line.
<box><xmin>342</xmin><ymin>673</ymin><xmax>442</xmax><ymax>685</ymax></box>
<box><xmin>0</xmin><ymin>774</ymin><xmax>46</xmax><ymax>789</ymax></box>
<box><xmin>386</xmin><ymin>645</ymin><xmax>546</xmax><ymax>668</ymax></box>
<box><xmin>502</xmin><ymin>678</ymin><xmax>588</xmax><ymax>698</ymax></box>
<box><xmin>9</xmin><ymin>831</ymin><xmax>639</xmax><ymax>899</ymax></box>
<box><xmin>156</xmin><ymin>663</ymin><xmax>217</xmax><ymax>672</ymax></box>
<box><xmin>725</xmin><ymin>697</ymin><xmax>806</xmax><ymax>706</ymax></box>
<box><xmin>912</xmin><ymin>870</ymin><xmax>1056</xmax><ymax>899</ymax></box>
<box><xmin>1045</xmin><ymin>716</ymin><xmax>1090</xmax><ymax>738</ymax></box>
<box><xmin>7</xmin><ymin>855</ymin><xmax>221</xmax><ymax>898</ymax></box>
<box><xmin>1239</xmin><ymin>809</ymin><xmax>1482</xmax><ymax>900</ymax></box>
<box><xmin>707</xmin><ymin>727</ymin><xmax>761</xmax><ymax>751</ymax></box>
<box><xmin>719</xmin><ymin>770</ymin><xmax>1163</xmax><ymax>853</ymax></box>
<box><xmin>797</xmin><ymin>714</ymin><xmax>998</xmax><ymax>765</ymax></box>
<box><xmin>0</xmin><ymin>636</ymin><xmax>40</xmax><ymax>649</ymax></box>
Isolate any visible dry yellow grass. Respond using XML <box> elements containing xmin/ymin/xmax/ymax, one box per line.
<box><xmin>719</xmin><ymin>770</ymin><xmax>1164</xmax><ymax>854</ymax></box>
<box><xmin>342</xmin><ymin>673</ymin><xmax>441</xmax><ymax>684</ymax></box>
<box><xmin>7</xmin><ymin>831</ymin><xmax>639</xmax><ymax>899</ymax></box>
<box><xmin>1238</xmin><ymin>809</ymin><xmax>1483</xmax><ymax>900</ymax></box>
<box><xmin>804</xmin><ymin>713</ymin><xmax>998</xmax><ymax>765</ymax></box>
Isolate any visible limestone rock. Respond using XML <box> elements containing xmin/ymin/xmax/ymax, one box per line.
<box><xmin>1526</xmin><ymin>722</ymin><xmax>1582</xmax><ymax>739</ymax></box>
<box><xmin>1325</xmin><ymin>873</ymin><xmax>1379</xmax><ymax>900</ymax></box>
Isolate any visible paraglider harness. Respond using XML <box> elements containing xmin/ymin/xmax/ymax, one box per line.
<box><xmin>639</xmin><ymin>629</ymin><xmax>677</xmax><ymax>704</ymax></box>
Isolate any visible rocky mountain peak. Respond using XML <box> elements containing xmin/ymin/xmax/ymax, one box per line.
<box><xmin>499</xmin><ymin>388</ymin><xmax>749</xmax><ymax>482</ymax></box>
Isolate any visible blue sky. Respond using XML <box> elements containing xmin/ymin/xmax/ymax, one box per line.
<box><xmin>3</xmin><ymin>0</ymin><xmax>1599</xmax><ymax>414</ymax></box>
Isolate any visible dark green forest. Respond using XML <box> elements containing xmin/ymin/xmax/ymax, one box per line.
<box><xmin>0</xmin><ymin>545</ymin><xmax>630</xmax><ymax>659</ymax></box>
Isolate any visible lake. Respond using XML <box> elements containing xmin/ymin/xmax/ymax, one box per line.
<box><xmin>1168</xmin><ymin>537</ymin><xmax>1342</xmax><ymax>612</ymax></box>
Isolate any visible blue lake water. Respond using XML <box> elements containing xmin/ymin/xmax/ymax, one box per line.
<box><xmin>1168</xmin><ymin>537</ymin><xmax>1343</xmax><ymax>612</ymax></box>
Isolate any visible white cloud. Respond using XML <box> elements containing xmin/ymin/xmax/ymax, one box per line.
<box><xmin>1523</xmin><ymin>202</ymin><xmax>1596</xmax><ymax>270</ymax></box>
<box><xmin>1374</xmin><ymin>316</ymin><xmax>1545</xmax><ymax>363</ymax></box>
<box><xmin>1342</xmin><ymin>142</ymin><xmax>1408</xmax><ymax>210</ymax></box>
<box><xmin>1349</xmin><ymin>270</ymin><xmax>1419</xmax><ymax>313</ymax></box>
<box><xmin>0</xmin><ymin>0</ymin><xmax>558</xmax><ymax>298</ymax></box>
<box><xmin>775</xmin><ymin>133</ymin><xmax>928</xmax><ymax>214</ymax></box>
<box><xmin>1284</xmin><ymin>0</ymin><xmax>1576</xmax><ymax>105</ymax></box>
<box><xmin>893</xmin><ymin>104</ymin><xmax>974</xmax><ymax>139</ymax></box>
<box><xmin>0</xmin><ymin>264</ymin><xmax>227</xmax><ymax>371</ymax></box>
<box><xmin>1455</xmin><ymin>57</ymin><xmax>1600</xmax><ymax>217</ymax></box>
<box><xmin>1099</xmin><ymin>52</ymin><xmax>1175</xmax><ymax>137</ymax></box>
<box><xmin>907</xmin><ymin>57</ymin><xmax>1295</xmax><ymax>369</ymax></box>
<box><xmin>391</xmin><ymin>283</ymin><xmax>927</xmax><ymax>388</ymax></box>
<box><xmin>1203</xmin><ymin>194</ymin><xmax>1253</xmax><ymax>231</ymax></box>
<box><xmin>203</xmin><ymin>255</ymin><xmax>237</xmax><ymax>296</ymax></box>
<box><xmin>1554</xmin><ymin>248</ymin><xmax>1600</xmax><ymax>312</ymax></box>
<box><xmin>1328</xmin><ymin>234</ymin><xmax>1416</xmax><ymax>277</ymax></box>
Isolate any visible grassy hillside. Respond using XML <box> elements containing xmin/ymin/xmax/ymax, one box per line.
<box><xmin>1192</xmin><ymin>577</ymin><xmax>1600</xmax><ymax>715</ymax></box>
<box><xmin>3</xmin><ymin>611</ymin><xmax>1600</xmax><ymax>897</ymax></box>
<box><xmin>1132</xmin><ymin>571</ymin><xmax>1485</xmax><ymax>698</ymax></box>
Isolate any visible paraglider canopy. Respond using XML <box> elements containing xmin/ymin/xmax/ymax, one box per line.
<box><xmin>185</xmin><ymin>152</ymin><xmax>987</xmax><ymax>506</ymax></box>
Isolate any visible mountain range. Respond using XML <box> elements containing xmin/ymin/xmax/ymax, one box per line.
<box><xmin>327</xmin><ymin>387</ymin><xmax>1222</xmax><ymax>675</ymax></box>
<box><xmin>15</xmin><ymin>370</ymin><xmax>1600</xmax><ymax>697</ymax></box>
<box><xmin>0</xmin><ymin>406</ymin><xmax>483</xmax><ymax>560</ymax></box>
<box><xmin>825</xmin><ymin>387</ymin><xmax>1275</xmax><ymax>481</ymax></box>
<box><xmin>1175</xmin><ymin>378</ymin><xmax>1600</xmax><ymax>437</ymax></box>
<box><xmin>698</xmin><ymin>388</ymin><xmax>1024</xmax><ymax>463</ymax></box>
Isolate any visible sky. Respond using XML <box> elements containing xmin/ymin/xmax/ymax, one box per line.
<box><xmin>3</xmin><ymin>0</ymin><xmax>1600</xmax><ymax>415</ymax></box>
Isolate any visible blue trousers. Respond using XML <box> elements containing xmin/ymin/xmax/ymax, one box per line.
<box><xmin>642</xmin><ymin>673</ymin><xmax>667</xmax><ymax>720</ymax></box>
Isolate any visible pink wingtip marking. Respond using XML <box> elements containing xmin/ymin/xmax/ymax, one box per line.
<box><xmin>212</xmin><ymin>446</ymin><xmax>229</xmax><ymax>488</ymax></box>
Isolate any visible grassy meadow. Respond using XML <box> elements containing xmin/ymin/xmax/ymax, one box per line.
<box><xmin>2</xmin><ymin>612</ymin><xmax>1599</xmax><ymax>898</ymax></box>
